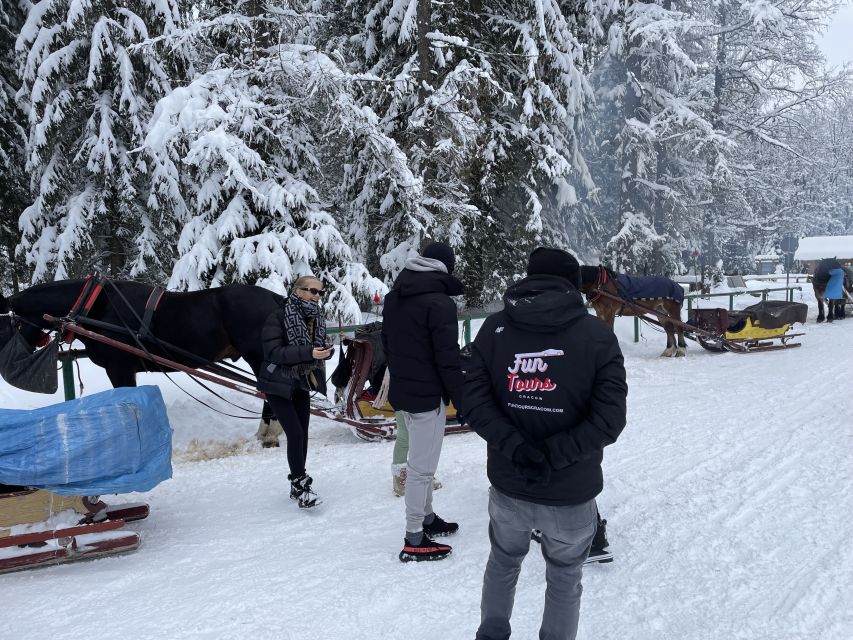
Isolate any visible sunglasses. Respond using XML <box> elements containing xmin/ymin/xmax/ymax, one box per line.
<box><xmin>298</xmin><ymin>287</ymin><xmax>325</xmax><ymax>296</ymax></box>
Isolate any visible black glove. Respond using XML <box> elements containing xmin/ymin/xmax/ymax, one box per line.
<box><xmin>512</xmin><ymin>443</ymin><xmax>551</xmax><ymax>486</ymax></box>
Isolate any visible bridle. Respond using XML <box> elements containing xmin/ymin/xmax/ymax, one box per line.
<box><xmin>588</xmin><ymin>266</ymin><xmax>610</xmax><ymax>305</ymax></box>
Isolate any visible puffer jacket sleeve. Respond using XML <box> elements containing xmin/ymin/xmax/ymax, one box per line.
<box><xmin>463</xmin><ymin>322</ymin><xmax>526</xmax><ymax>460</ymax></box>
<box><xmin>542</xmin><ymin>331</ymin><xmax>627</xmax><ymax>469</ymax></box>
<box><xmin>261</xmin><ymin>310</ymin><xmax>314</xmax><ymax>366</ymax></box>
<box><xmin>428</xmin><ymin>296</ymin><xmax>465</xmax><ymax>413</ymax></box>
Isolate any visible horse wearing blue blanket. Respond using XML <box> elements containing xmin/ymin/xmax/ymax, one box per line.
<box><xmin>811</xmin><ymin>258</ymin><xmax>852</xmax><ymax>323</ymax></box>
<box><xmin>580</xmin><ymin>266</ymin><xmax>687</xmax><ymax>357</ymax></box>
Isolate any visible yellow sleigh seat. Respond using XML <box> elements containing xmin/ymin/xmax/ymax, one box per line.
<box><xmin>725</xmin><ymin>317</ymin><xmax>790</xmax><ymax>341</ymax></box>
<box><xmin>355</xmin><ymin>394</ymin><xmax>458</xmax><ymax>420</ymax></box>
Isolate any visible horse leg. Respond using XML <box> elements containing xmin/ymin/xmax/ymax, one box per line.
<box><xmin>256</xmin><ymin>400</ymin><xmax>283</xmax><ymax>448</ymax></box>
<box><xmin>827</xmin><ymin>300</ymin><xmax>835</xmax><ymax>323</ymax></box>
<box><xmin>675</xmin><ymin>323</ymin><xmax>687</xmax><ymax>357</ymax></box>
<box><xmin>106</xmin><ymin>367</ymin><xmax>137</xmax><ymax>388</ymax></box>
<box><xmin>817</xmin><ymin>297</ymin><xmax>826</xmax><ymax>323</ymax></box>
<box><xmin>246</xmin><ymin>353</ymin><xmax>283</xmax><ymax>448</ymax></box>
<box><xmin>661</xmin><ymin>321</ymin><xmax>676</xmax><ymax>357</ymax></box>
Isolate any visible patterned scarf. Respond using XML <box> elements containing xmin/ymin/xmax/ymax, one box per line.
<box><xmin>282</xmin><ymin>291</ymin><xmax>327</xmax><ymax>379</ymax></box>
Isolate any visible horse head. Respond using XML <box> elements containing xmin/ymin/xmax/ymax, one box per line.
<box><xmin>1</xmin><ymin>282</ymin><xmax>81</xmax><ymax>353</ymax></box>
<box><xmin>578</xmin><ymin>265</ymin><xmax>618</xmax><ymax>299</ymax></box>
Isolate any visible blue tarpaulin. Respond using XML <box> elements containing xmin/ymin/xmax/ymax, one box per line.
<box><xmin>824</xmin><ymin>268</ymin><xmax>845</xmax><ymax>300</ymax></box>
<box><xmin>0</xmin><ymin>386</ymin><xmax>173</xmax><ymax>495</ymax></box>
<box><xmin>616</xmin><ymin>274</ymin><xmax>685</xmax><ymax>303</ymax></box>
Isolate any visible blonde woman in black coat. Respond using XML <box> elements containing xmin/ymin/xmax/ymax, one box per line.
<box><xmin>258</xmin><ymin>275</ymin><xmax>333</xmax><ymax>508</ymax></box>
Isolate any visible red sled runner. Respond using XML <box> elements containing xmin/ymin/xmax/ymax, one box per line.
<box><xmin>0</xmin><ymin>488</ymin><xmax>149</xmax><ymax>574</ymax></box>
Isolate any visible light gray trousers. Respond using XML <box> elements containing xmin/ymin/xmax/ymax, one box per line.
<box><xmin>476</xmin><ymin>487</ymin><xmax>597</xmax><ymax>640</ymax></box>
<box><xmin>400</xmin><ymin>404</ymin><xmax>447</xmax><ymax>535</ymax></box>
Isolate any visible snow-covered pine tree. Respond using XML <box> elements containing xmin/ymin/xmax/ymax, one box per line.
<box><xmin>15</xmin><ymin>0</ymin><xmax>187</xmax><ymax>283</ymax></box>
<box><xmin>144</xmin><ymin>1</ymin><xmax>384</xmax><ymax>322</ymax></box>
<box><xmin>691</xmin><ymin>0</ymin><xmax>844</xmax><ymax>270</ymax></box>
<box><xmin>318</xmin><ymin>0</ymin><xmax>492</xmax><ymax>292</ymax></box>
<box><xmin>0</xmin><ymin>0</ymin><xmax>28</xmax><ymax>293</ymax></box>
<box><xmin>321</xmin><ymin>0</ymin><xmax>606</xmax><ymax>303</ymax></box>
<box><xmin>743</xmin><ymin>82</ymin><xmax>853</xmax><ymax>242</ymax></box>
<box><xmin>588</xmin><ymin>0</ymin><xmax>708</xmax><ymax>274</ymax></box>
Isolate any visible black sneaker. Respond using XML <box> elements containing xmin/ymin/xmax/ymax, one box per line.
<box><xmin>592</xmin><ymin>516</ymin><xmax>609</xmax><ymax>549</ymax></box>
<box><xmin>532</xmin><ymin>528</ymin><xmax>613</xmax><ymax>564</ymax></box>
<box><xmin>399</xmin><ymin>534</ymin><xmax>452</xmax><ymax>562</ymax></box>
<box><xmin>587</xmin><ymin>515</ymin><xmax>613</xmax><ymax>563</ymax></box>
<box><xmin>586</xmin><ymin>545</ymin><xmax>614</xmax><ymax>564</ymax></box>
<box><xmin>422</xmin><ymin>514</ymin><xmax>458</xmax><ymax>537</ymax></box>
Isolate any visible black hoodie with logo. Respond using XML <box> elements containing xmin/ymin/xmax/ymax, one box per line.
<box><xmin>464</xmin><ymin>274</ymin><xmax>627</xmax><ymax>506</ymax></box>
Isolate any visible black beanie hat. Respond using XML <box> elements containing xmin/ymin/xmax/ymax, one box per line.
<box><xmin>422</xmin><ymin>241</ymin><xmax>456</xmax><ymax>274</ymax></box>
<box><xmin>526</xmin><ymin>247</ymin><xmax>580</xmax><ymax>287</ymax></box>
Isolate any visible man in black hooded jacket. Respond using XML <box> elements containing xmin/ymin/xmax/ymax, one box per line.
<box><xmin>465</xmin><ymin>247</ymin><xmax>627</xmax><ymax>640</ymax></box>
<box><xmin>382</xmin><ymin>240</ymin><xmax>465</xmax><ymax>562</ymax></box>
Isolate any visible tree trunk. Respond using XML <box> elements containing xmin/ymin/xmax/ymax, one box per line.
<box><xmin>705</xmin><ymin>2</ymin><xmax>729</xmax><ymax>273</ymax></box>
<box><xmin>416</xmin><ymin>0</ymin><xmax>436</xmax><ymax>187</ymax></box>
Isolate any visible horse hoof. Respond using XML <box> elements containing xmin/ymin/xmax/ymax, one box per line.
<box><xmin>261</xmin><ymin>441</ymin><xmax>280</xmax><ymax>449</ymax></box>
<box><xmin>675</xmin><ymin>348</ymin><xmax>687</xmax><ymax>357</ymax></box>
<box><xmin>817</xmin><ymin>318</ymin><xmax>825</xmax><ymax>323</ymax></box>
<box><xmin>660</xmin><ymin>349</ymin><xmax>675</xmax><ymax>358</ymax></box>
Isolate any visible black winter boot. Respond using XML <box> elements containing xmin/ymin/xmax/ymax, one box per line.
<box><xmin>288</xmin><ymin>473</ymin><xmax>320</xmax><ymax>509</ymax></box>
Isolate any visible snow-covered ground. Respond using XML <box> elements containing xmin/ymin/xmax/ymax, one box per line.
<box><xmin>2</xmin><ymin>283</ymin><xmax>852</xmax><ymax>640</ymax></box>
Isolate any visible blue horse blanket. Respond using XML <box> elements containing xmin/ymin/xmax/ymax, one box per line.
<box><xmin>0</xmin><ymin>386</ymin><xmax>173</xmax><ymax>495</ymax></box>
<box><xmin>824</xmin><ymin>268</ymin><xmax>845</xmax><ymax>300</ymax></box>
<box><xmin>616</xmin><ymin>274</ymin><xmax>684</xmax><ymax>304</ymax></box>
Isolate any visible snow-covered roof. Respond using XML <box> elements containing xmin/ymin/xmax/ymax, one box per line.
<box><xmin>754</xmin><ymin>254</ymin><xmax>781</xmax><ymax>261</ymax></box>
<box><xmin>793</xmin><ymin>235</ymin><xmax>853</xmax><ymax>261</ymax></box>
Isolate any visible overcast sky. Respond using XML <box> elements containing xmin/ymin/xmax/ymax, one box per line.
<box><xmin>820</xmin><ymin>4</ymin><xmax>853</xmax><ymax>66</ymax></box>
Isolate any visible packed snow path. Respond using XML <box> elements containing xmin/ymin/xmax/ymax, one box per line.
<box><xmin>2</xmin><ymin>295</ymin><xmax>852</xmax><ymax>639</ymax></box>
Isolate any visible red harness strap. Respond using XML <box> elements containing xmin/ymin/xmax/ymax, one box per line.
<box><xmin>63</xmin><ymin>275</ymin><xmax>105</xmax><ymax>343</ymax></box>
<box><xmin>138</xmin><ymin>286</ymin><xmax>166</xmax><ymax>339</ymax></box>
<box><xmin>589</xmin><ymin>267</ymin><xmax>609</xmax><ymax>304</ymax></box>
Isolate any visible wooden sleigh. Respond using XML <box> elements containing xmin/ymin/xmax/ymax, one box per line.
<box><xmin>310</xmin><ymin>337</ymin><xmax>469</xmax><ymax>441</ymax></box>
<box><xmin>587</xmin><ymin>287</ymin><xmax>808</xmax><ymax>354</ymax></box>
<box><xmin>686</xmin><ymin>300</ymin><xmax>808</xmax><ymax>353</ymax></box>
<box><xmin>0</xmin><ymin>487</ymin><xmax>149</xmax><ymax>574</ymax></box>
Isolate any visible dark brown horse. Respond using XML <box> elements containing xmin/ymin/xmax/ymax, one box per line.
<box><xmin>579</xmin><ymin>266</ymin><xmax>687</xmax><ymax>357</ymax></box>
<box><xmin>811</xmin><ymin>259</ymin><xmax>852</xmax><ymax>323</ymax></box>
<box><xmin>0</xmin><ymin>278</ymin><xmax>281</xmax><ymax>427</ymax></box>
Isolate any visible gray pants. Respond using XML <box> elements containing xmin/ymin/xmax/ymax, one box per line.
<box><xmin>401</xmin><ymin>404</ymin><xmax>447</xmax><ymax>535</ymax></box>
<box><xmin>476</xmin><ymin>487</ymin><xmax>597</xmax><ymax>640</ymax></box>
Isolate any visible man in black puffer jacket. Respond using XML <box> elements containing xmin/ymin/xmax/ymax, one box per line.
<box><xmin>466</xmin><ymin>247</ymin><xmax>627</xmax><ymax>640</ymax></box>
<box><xmin>382</xmin><ymin>241</ymin><xmax>464</xmax><ymax>563</ymax></box>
